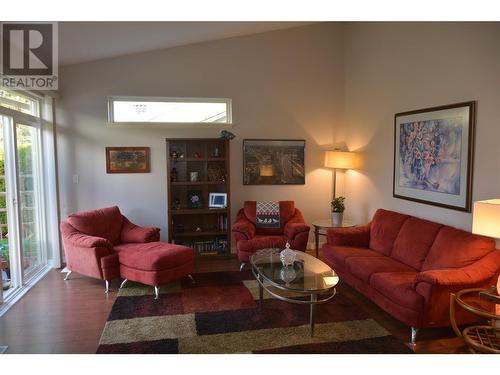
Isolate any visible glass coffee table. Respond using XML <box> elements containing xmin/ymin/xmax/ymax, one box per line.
<box><xmin>250</xmin><ymin>248</ymin><xmax>339</xmax><ymax>337</ymax></box>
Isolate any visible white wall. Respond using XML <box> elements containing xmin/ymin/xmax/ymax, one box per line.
<box><xmin>57</xmin><ymin>21</ymin><xmax>500</xmax><ymax>250</ymax></box>
<box><xmin>341</xmin><ymin>22</ymin><xmax>500</xmax><ymax>230</ymax></box>
<box><xmin>56</xmin><ymin>23</ymin><xmax>345</xmax><ymax>244</ymax></box>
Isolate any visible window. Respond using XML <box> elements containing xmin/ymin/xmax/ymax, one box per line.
<box><xmin>0</xmin><ymin>89</ymin><xmax>39</xmax><ymax>117</ymax></box>
<box><xmin>108</xmin><ymin>97</ymin><xmax>232</xmax><ymax>125</ymax></box>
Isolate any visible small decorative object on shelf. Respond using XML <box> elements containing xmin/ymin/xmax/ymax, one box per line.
<box><xmin>189</xmin><ymin>171</ymin><xmax>199</xmax><ymax>182</ymax></box>
<box><xmin>193</xmin><ymin>152</ymin><xmax>202</xmax><ymax>159</ymax></box>
<box><xmin>170</xmin><ymin>167</ymin><xmax>178</xmax><ymax>182</ymax></box>
<box><xmin>187</xmin><ymin>190</ymin><xmax>203</xmax><ymax>208</ymax></box>
<box><xmin>173</xmin><ymin>198</ymin><xmax>181</xmax><ymax>210</ymax></box>
<box><xmin>170</xmin><ymin>150</ymin><xmax>178</xmax><ymax>159</ymax></box>
<box><xmin>331</xmin><ymin>196</ymin><xmax>345</xmax><ymax>226</ymax></box>
<box><xmin>220</xmin><ymin>130</ymin><xmax>236</xmax><ymax>140</ymax></box>
<box><xmin>194</xmin><ymin>226</ymin><xmax>202</xmax><ymax>232</ymax></box>
<box><xmin>280</xmin><ymin>242</ymin><xmax>296</xmax><ymax>267</ymax></box>
<box><xmin>213</xmin><ymin>146</ymin><xmax>220</xmax><ymax>157</ymax></box>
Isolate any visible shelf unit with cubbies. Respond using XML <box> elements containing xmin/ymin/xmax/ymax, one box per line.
<box><xmin>166</xmin><ymin>138</ymin><xmax>231</xmax><ymax>257</ymax></box>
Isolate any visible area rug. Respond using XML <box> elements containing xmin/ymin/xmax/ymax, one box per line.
<box><xmin>97</xmin><ymin>271</ymin><xmax>413</xmax><ymax>354</ymax></box>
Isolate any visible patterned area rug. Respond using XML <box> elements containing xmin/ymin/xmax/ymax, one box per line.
<box><xmin>97</xmin><ymin>271</ymin><xmax>413</xmax><ymax>354</ymax></box>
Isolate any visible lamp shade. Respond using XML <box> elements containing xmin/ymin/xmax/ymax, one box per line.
<box><xmin>472</xmin><ymin>199</ymin><xmax>500</xmax><ymax>239</ymax></box>
<box><xmin>324</xmin><ymin>150</ymin><xmax>358</xmax><ymax>169</ymax></box>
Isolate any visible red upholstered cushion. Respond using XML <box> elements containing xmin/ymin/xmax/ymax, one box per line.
<box><xmin>345</xmin><ymin>255</ymin><xmax>416</xmax><ymax>284</ymax></box>
<box><xmin>323</xmin><ymin>245</ymin><xmax>383</xmax><ymax>269</ymax></box>
<box><xmin>243</xmin><ymin>201</ymin><xmax>295</xmax><ymax>234</ymax></box>
<box><xmin>370</xmin><ymin>272</ymin><xmax>423</xmax><ymax>312</ymax></box>
<box><xmin>421</xmin><ymin>226</ymin><xmax>496</xmax><ymax>271</ymax></box>
<box><xmin>236</xmin><ymin>235</ymin><xmax>287</xmax><ymax>254</ymax></box>
<box><xmin>369</xmin><ymin>209</ymin><xmax>409</xmax><ymax>255</ymax></box>
<box><xmin>391</xmin><ymin>217</ymin><xmax>443</xmax><ymax>270</ymax></box>
<box><xmin>114</xmin><ymin>242</ymin><xmax>194</xmax><ymax>271</ymax></box>
<box><xmin>67</xmin><ymin>206</ymin><xmax>123</xmax><ymax>245</ymax></box>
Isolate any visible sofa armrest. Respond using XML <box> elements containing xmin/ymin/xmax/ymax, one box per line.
<box><xmin>60</xmin><ymin>222</ymin><xmax>112</xmax><ymax>249</ymax></box>
<box><xmin>120</xmin><ymin>216</ymin><xmax>160</xmax><ymax>243</ymax></box>
<box><xmin>232</xmin><ymin>210</ymin><xmax>256</xmax><ymax>240</ymax></box>
<box><xmin>415</xmin><ymin>250</ymin><xmax>500</xmax><ymax>287</ymax></box>
<box><xmin>326</xmin><ymin>223</ymin><xmax>370</xmax><ymax>247</ymax></box>
<box><xmin>284</xmin><ymin>210</ymin><xmax>310</xmax><ymax>240</ymax></box>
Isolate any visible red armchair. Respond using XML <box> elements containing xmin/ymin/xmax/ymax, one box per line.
<box><xmin>60</xmin><ymin>206</ymin><xmax>160</xmax><ymax>293</ymax></box>
<box><xmin>232</xmin><ymin>201</ymin><xmax>310</xmax><ymax>269</ymax></box>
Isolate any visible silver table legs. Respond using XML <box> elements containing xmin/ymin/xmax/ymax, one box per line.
<box><xmin>154</xmin><ymin>286</ymin><xmax>160</xmax><ymax>300</ymax></box>
<box><xmin>310</xmin><ymin>294</ymin><xmax>317</xmax><ymax>337</ymax></box>
<box><xmin>104</xmin><ymin>280</ymin><xmax>110</xmax><ymax>294</ymax></box>
<box><xmin>63</xmin><ymin>270</ymin><xmax>72</xmax><ymax>281</ymax></box>
<box><xmin>119</xmin><ymin>279</ymin><xmax>128</xmax><ymax>289</ymax></box>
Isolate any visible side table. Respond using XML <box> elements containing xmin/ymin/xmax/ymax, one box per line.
<box><xmin>450</xmin><ymin>287</ymin><xmax>500</xmax><ymax>353</ymax></box>
<box><xmin>311</xmin><ymin>219</ymin><xmax>355</xmax><ymax>258</ymax></box>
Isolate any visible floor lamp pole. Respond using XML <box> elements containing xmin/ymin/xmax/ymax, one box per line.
<box><xmin>332</xmin><ymin>168</ymin><xmax>337</xmax><ymax>200</ymax></box>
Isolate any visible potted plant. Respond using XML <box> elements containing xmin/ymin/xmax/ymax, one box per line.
<box><xmin>330</xmin><ymin>196</ymin><xmax>345</xmax><ymax>226</ymax></box>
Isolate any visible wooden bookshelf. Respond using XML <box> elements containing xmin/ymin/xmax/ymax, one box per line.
<box><xmin>166</xmin><ymin>138</ymin><xmax>231</xmax><ymax>257</ymax></box>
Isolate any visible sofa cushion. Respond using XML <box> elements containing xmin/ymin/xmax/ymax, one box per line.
<box><xmin>67</xmin><ymin>206</ymin><xmax>123</xmax><ymax>245</ymax></box>
<box><xmin>421</xmin><ymin>226</ymin><xmax>496</xmax><ymax>271</ymax></box>
<box><xmin>369</xmin><ymin>209</ymin><xmax>409</xmax><ymax>255</ymax></box>
<box><xmin>370</xmin><ymin>272</ymin><xmax>423</xmax><ymax>312</ymax></box>
<box><xmin>323</xmin><ymin>245</ymin><xmax>383</xmax><ymax>269</ymax></box>
<box><xmin>115</xmin><ymin>242</ymin><xmax>194</xmax><ymax>271</ymax></box>
<box><xmin>391</xmin><ymin>217</ymin><xmax>443</xmax><ymax>270</ymax></box>
<box><xmin>236</xmin><ymin>235</ymin><xmax>287</xmax><ymax>254</ymax></box>
<box><xmin>345</xmin><ymin>255</ymin><xmax>416</xmax><ymax>284</ymax></box>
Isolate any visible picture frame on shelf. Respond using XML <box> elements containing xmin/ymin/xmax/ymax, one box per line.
<box><xmin>105</xmin><ymin>147</ymin><xmax>150</xmax><ymax>173</ymax></box>
<box><xmin>209</xmin><ymin>192</ymin><xmax>227</xmax><ymax>208</ymax></box>
<box><xmin>243</xmin><ymin>139</ymin><xmax>305</xmax><ymax>185</ymax></box>
<box><xmin>393</xmin><ymin>101</ymin><xmax>476</xmax><ymax>212</ymax></box>
<box><xmin>187</xmin><ymin>190</ymin><xmax>203</xmax><ymax>209</ymax></box>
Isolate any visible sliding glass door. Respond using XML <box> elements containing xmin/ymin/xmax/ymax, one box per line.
<box><xmin>0</xmin><ymin>90</ymin><xmax>47</xmax><ymax>303</ymax></box>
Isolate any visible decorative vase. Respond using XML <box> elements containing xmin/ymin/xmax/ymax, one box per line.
<box><xmin>279</xmin><ymin>242</ymin><xmax>296</xmax><ymax>267</ymax></box>
<box><xmin>332</xmin><ymin>212</ymin><xmax>343</xmax><ymax>226</ymax></box>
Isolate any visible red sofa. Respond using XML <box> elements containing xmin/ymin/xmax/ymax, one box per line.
<box><xmin>61</xmin><ymin>206</ymin><xmax>194</xmax><ymax>297</ymax></box>
<box><xmin>322</xmin><ymin>208</ymin><xmax>500</xmax><ymax>343</ymax></box>
<box><xmin>232</xmin><ymin>201</ymin><xmax>310</xmax><ymax>268</ymax></box>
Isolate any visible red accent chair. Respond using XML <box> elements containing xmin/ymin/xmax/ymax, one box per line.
<box><xmin>321</xmin><ymin>208</ymin><xmax>500</xmax><ymax>343</ymax></box>
<box><xmin>232</xmin><ymin>201</ymin><xmax>310</xmax><ymax>268</ymax></box>
<box><xmin>60</xmin><ymin>206</ymin><xmax>195</xmax><ymax>297</ymax></box>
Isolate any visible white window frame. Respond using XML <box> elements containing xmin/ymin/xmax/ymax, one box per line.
<box><xmin>106</xmin><ymin>96</ymin><xmax>234</xmax><ymax>129</ymax></box>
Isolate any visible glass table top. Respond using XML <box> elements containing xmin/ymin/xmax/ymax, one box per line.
<box><xmin>312</xmin><ymin>219</ymin><xmax>355</xmax><ymax>229</ymax></box>
<box><xmin>250</xmin><ymin>248</ymin><xmax>339</xmax><ymax>293</ymax></box>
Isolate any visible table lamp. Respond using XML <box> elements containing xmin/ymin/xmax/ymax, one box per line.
<box><xmin>472</xmin><ymin>199</ymin><xmax>500</xmax><ymax>294</ymax></box>
<box><xmin>324</xmin><ymin>150</ymin><xmax>359</xmax><ymax>199</ymax></box>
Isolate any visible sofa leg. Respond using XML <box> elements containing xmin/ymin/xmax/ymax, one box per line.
<box><xmin>239</xmin><ymin>263</ymin><xmax>247</xmax><ymax>272</ymax></box>
<box><xmin>154</xmin><ymin>286</ymin><xmax>160</xmax><ymax>300</ymax></box>
<box><xmin>119</xmin><ymin>279</ymin><xmax>128</xmax><ymax>289</ymax></box>
<box><xmin>410</xmin><ymin>327</ymin><xmax>419</xmax><ymax>346</ymax></box>
<box><xmin>187</xmin><ymin>274</ymin><xmax>195</xmax><ymax>284</ymax></box>
<box><xmin>63</xmin><ymin>270</ymin><xmax>72</xmax><ymax>281</ymax></box>
<box><xmin>104</xmin><ymin>280</ymin><xmax>110</xmax><ymax>294</ymax></box>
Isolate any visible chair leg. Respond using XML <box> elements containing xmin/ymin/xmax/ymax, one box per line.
<box><xmin>104</xmin><ymin>280</ymin><xmax>110</xmax><ymax>294</ymax></box>
<box><xmin>63</xmin><ymin>270</ymin><xmax>72</xmax><ymax>281</ymax></box>
<box><xmin>119</xmin><ymin>279</ymin><xmax>128</xmax><ymax>289</ymax></box>
<box><xmin>240</xmin><ymin>262</ymin><xmax>247</xmax><ymax>272</ymax></box>
<box><xmin>410</xmin><ymin>327</ymin><xmax>419</xmax><ymax>346</ymax></box>
<box><xmin>154</xmin><ymin>286</ymin><xmax>160</xmax><ymax>300</ymax></box>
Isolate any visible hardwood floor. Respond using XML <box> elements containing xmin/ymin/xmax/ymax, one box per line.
<box><xmin>0</xmin><ymin>251</ymin><xmax>468</xmax><ymax>354</ymax></box>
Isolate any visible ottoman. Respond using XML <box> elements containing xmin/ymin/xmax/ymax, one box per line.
<box><xmin>115</xmin><ymin>241</ymin><xmax>195</xmax><ymax>299</ymax></box>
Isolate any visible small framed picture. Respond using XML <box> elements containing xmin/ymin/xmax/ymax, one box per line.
<box><xmin>106</xmin><ymin>147</ymin><xmax>150</xmax><ymax>173</ymax></box>
<box><xmin>187</xmin><ymin>190</ymin><xmax>203</xmax><ymax>209</ymax></box>
<box><xmin>209</xmin><ymin>193</ymin><xmax>227</xmax><ymax>208</ymax></box>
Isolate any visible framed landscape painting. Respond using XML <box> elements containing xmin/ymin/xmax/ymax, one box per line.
<box><xmin>393</xmin><ymin>101</ymin><xmax>476</xmax><ymax>212</ymax></box>
<box><xmin>243</xmin><ymin>139</ymin><xmax>305</xmax><ymax>185</ymax></box>
<box><xmin>106</xmin><ymin>147</ymin><xmax>151</xmax><ymax>173</ymax></box>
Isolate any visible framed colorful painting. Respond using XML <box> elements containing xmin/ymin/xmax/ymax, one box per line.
<box><xmin>105</xmin><ymin>147</ymin><xmax>150</xmax><ymax>173</ymax></box>
<box><xmin>393</xmin><ymin>101</ymin><xmax>476</xmax><ymax>212</ymax></box>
